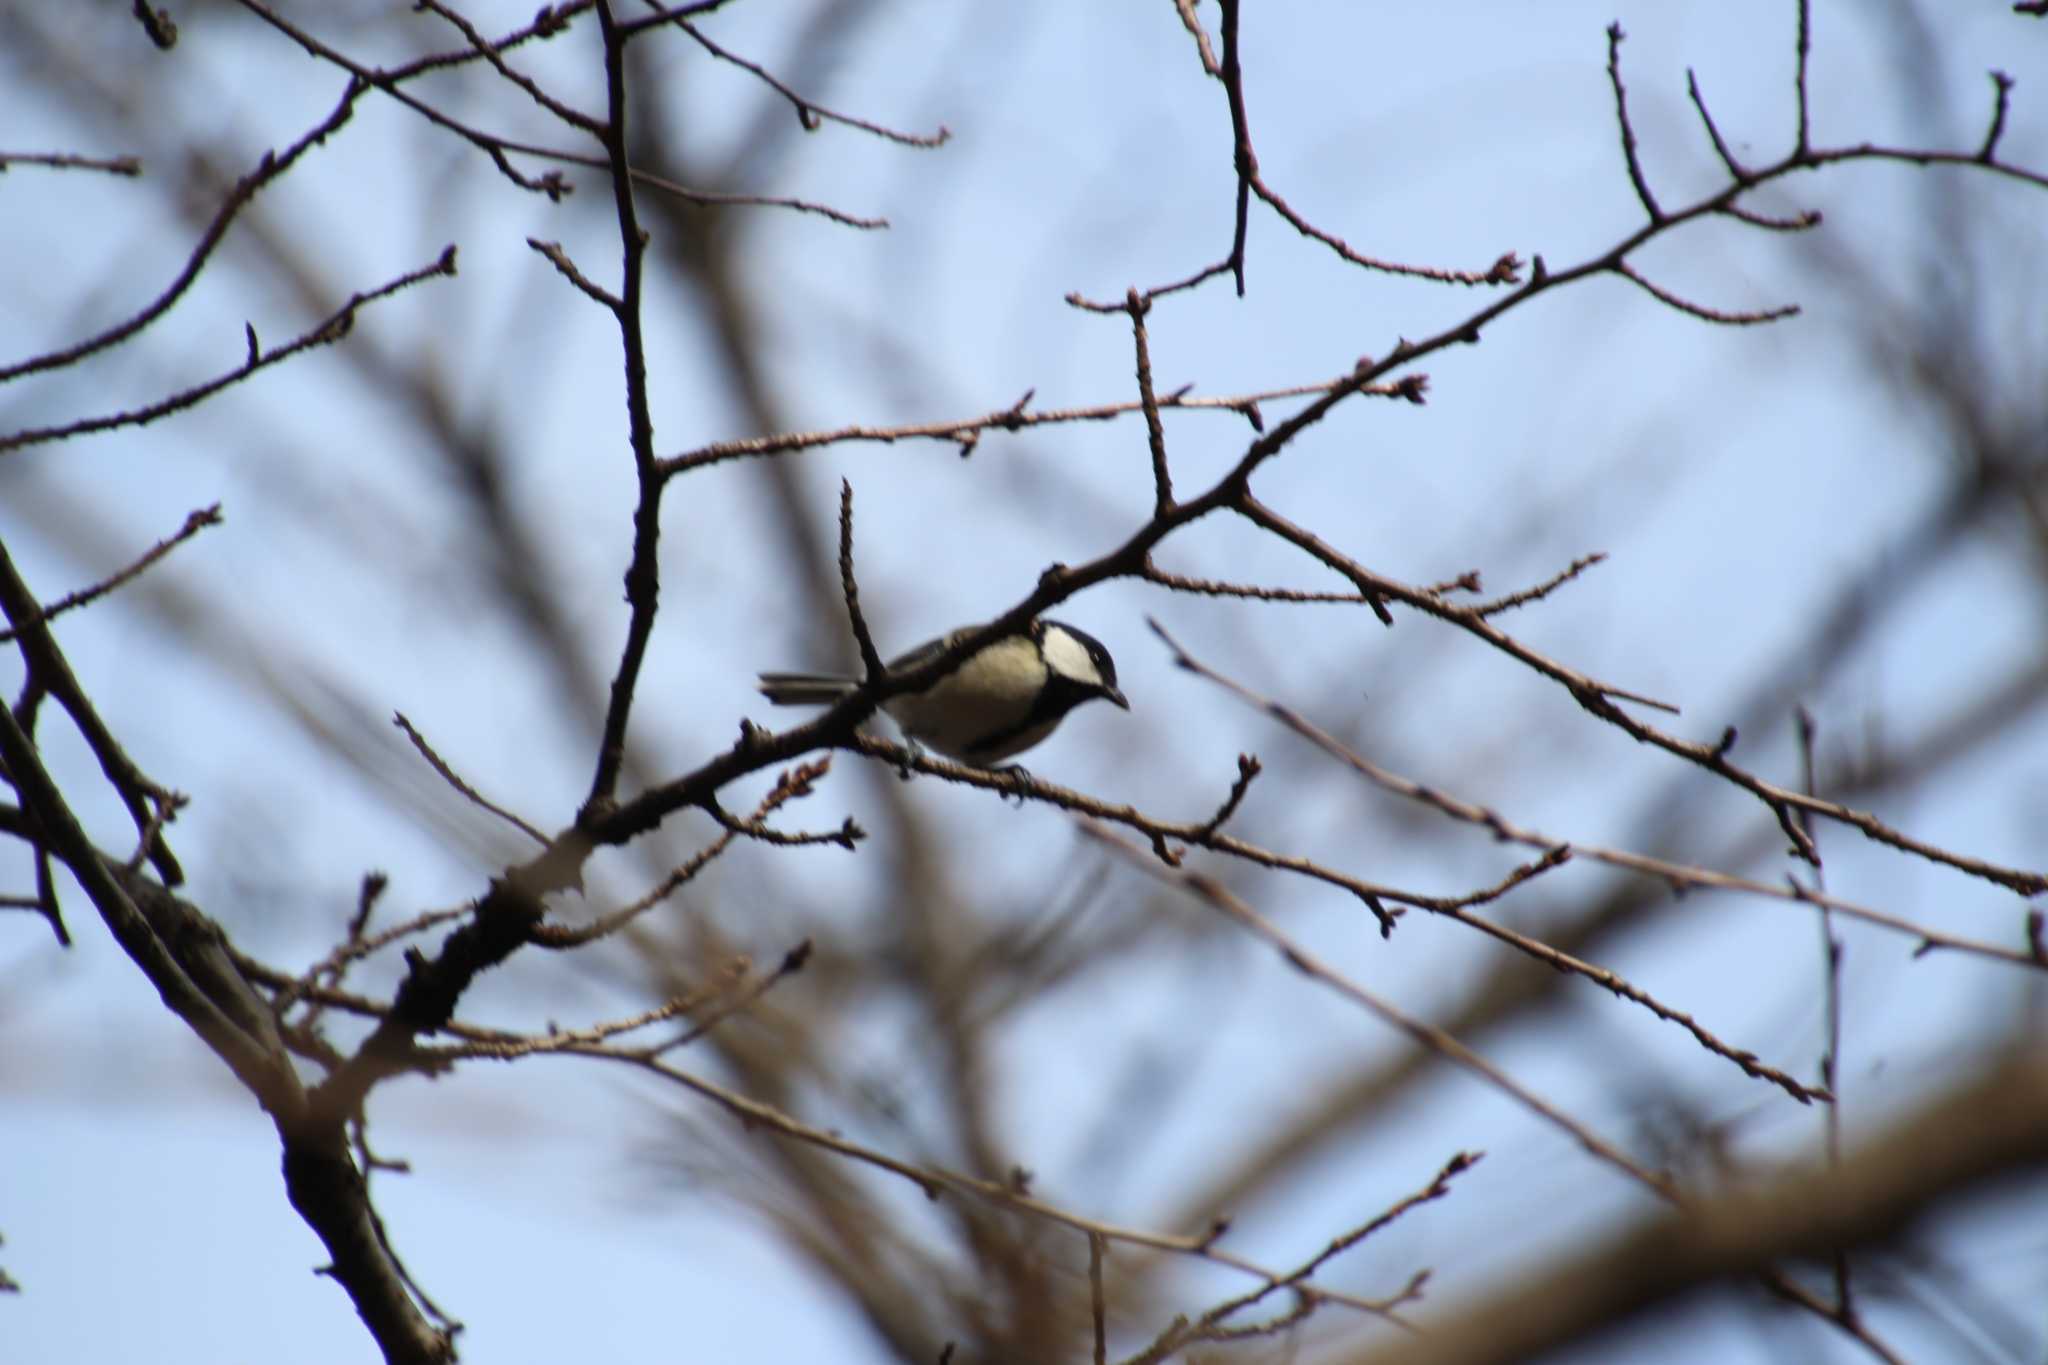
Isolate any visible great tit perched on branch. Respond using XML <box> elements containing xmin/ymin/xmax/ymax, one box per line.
<box><xmin>758</xmin><ymin>618</ymin><xmax>1128</xmax><ymax>766</ymax></box>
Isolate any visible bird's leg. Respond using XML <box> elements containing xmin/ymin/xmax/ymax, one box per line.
<box><xmin>993</xmin><ymin>762</ymin><xmax>1034</xmax><ymax>804</ymax></box>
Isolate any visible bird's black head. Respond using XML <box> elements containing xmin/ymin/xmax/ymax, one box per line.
<box><xmin>1038</xmin><ymin>620</ymin><xmax>1129</xmax><ymax>710</ymax></box>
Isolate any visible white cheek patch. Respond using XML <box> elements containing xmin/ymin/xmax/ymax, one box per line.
<box><xmin>1041</xmin><ymin>627</ymin><xmax>1102</xmax><ymax>687</ymax></box>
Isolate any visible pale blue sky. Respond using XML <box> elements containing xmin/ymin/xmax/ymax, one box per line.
<box><xmin>4</xmin><ymin>2</ymin><xmax>2046</xmax><ymax>1361</ymax></box>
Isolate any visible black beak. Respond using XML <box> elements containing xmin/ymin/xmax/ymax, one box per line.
<box><xmin>1103</xmin><ymin>684</ymin><xmax>1130</xmax><ymax>710</ymax></box>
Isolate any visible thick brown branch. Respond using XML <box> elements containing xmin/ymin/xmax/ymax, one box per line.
<box><xmin>1335</xmin><ymin>1053</ymin><xmax>2048</xmax><ymax>1365</ymax></box>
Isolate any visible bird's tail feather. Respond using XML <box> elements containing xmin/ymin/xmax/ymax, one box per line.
<box><xmin>757</xmin><ymin>672</ymin><xmax>857</xmax><ymax>706</ymax></box>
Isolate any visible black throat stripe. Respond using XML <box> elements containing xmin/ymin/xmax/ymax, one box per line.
<box><xmin>963</xmin><ymin>674</ymin><xmax>1097</xmax><ymax>762</ymax></box>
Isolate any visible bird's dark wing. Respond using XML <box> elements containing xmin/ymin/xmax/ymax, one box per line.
<box><xmin>884</xmin><ymin>629</ymin><xmax>968</xmax><ymax>678</ymax></box>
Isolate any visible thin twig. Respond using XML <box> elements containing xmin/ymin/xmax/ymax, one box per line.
<box><xmin>0</xmin><ymin>546</ymin><xmax>186</xmax><ymax>886</ymax></box>
<box><xmin>427</xmin><ymin>944</ymin><xmax>812</xmax><ymax>1064</ymax></box>
<box><xmin>348</xmin><ymin>1122</ymin><xmax>461</xmax><ymax>1335</ymax></box>
<box><xmin>586</xmin><ymin>1045</ymin><xmax>1420</xmax><ymax>1323</ymax></box>
<box><xmin>539</xmin><ymin>763</ymin><xmax>832</xmax><ymax>948</ymax></box>
<box><xmin>1132</xmin><ymin>1151</ymin><xmax>1477</xmax><ymax>1363</ymax></box>
<box><xmin>629</xmin><ymin>168</ymin><xmax>888</xmax><ymax>228</ymax></box>
<box><xmin>1472</xmin><ymin>552</ymin><xmax>1607</xmax><ymax>618</ymax></box>
<box><xmin>1083</xmin><ymin>820</ymin><xmax>1684</xmax><ymax>1203</ymax></box>
<box><xmin>1255</xmin><ymin>180</ymin><xmax>1519</xmax><ymax>288</ymax></box>
<box><xmin>1615</xmin><ymin>261</ymin><xmax>1799</xmax><ymax>326</ymax></box>
<box><xmin>1722</xmin><ymin>203</ymin><xmax>1821</xmax><ymax>232</ymax></box>
<box><xmin>1148</xmin><ymin>619</ymin><xmax>2046</xmax><ymax>963</ymax></box>
<box><xmin>1170</xmin><ymin>0</ymin><xmax>1220</xmax><ymax>77</ymax></box>
<box><xmin>1187</xmin><ymin>0</ymin><xmax>1517</xmax><ymax>292</ymax></box>
<box><xmin>652</xmin><ymin>14</ymin><xmax>949</xmax><ymax>147</ymax></box>
<box><xmin>1126</xmin><ymin>290</ymin><xmax>1174</xmax><ymax>515</ymax></box>
<box><xmin>0</xmin><ymin>150</ymin><xmax>142</xmax><ymax>176</ymax></box>
<box><xmin>1798</xmin><ymin>707</ymin><xmax>1854</xmax><ymax>1317</ymax></box>
<box><xmin>238</xmin><ymin>0</ymin><xmax>571</xmax><ymax>197</ymax></box>
<box><xmin>277</xmin><ymin>906</ymin><xmax>468</xmax><ymax>1017</ymax></box>
<box><xmin>1223</xmin><ymin>477</ymin><xmax>2048</xmax><ymax>887</ymax></box>
<box><xmin>526</xmin><ymin>238</ymin><xmax>622</xmax><ymax>309</ymax></box>
<box><xmin>131</xmin><ymin>0</ymin><xmax>177</xmax><ymax>49</ymax></box>
<box><xmin>1607</xmin><ymin>24</ymin><xmax>1663</xmax><ymax>222</ymax></box>
<box><xmin>1090</xmin><ymin>1232</ymin><xmax>1109</xmax><ymax>1365</ymax></box>
<box><xmin>1142</xmin><ymin>564</ymin><xmax>1377</xmax><ymax>605</ymax></box>
<box><xmin>34</xmin><ymin>848</ymin><xmax>69</xmax><ymax>946</ymax></box>
<box><xmin>246</xmin><ymin>1</ymin><xmax>889</xmax><ymax>223</ymax></box>
<box><xmin>838</xmin><ymin>480</ymin><xmax>884</xmax><ymax>683</ymax></box>
<box><xmin>1215</xmin><ymin>0</ymin><xmax>1254</xmax><ymax>294</ymax></box>
<box><xmin>1</xmin><ymin>250</ymin><xmax>459</xmax><ymax>457</ymax></box>
<box><xmin>534</xmin><ymin>835</ymin><xmax>734</xmax><ymax>948</ymax></box>
<box><xmin>1190</xmin><ymin>755</ymin><xmax>1261</xmax><ymax>846</ymax></box>
<box><xmin>704</xmin><ymin>797</ymin><xmax>862</xmax><ymax>850</ymax></box>
<box><xmin>659</xmin><ymin>380</ymin><xmax>1393</xmax><ymax>476</ymax></box>
<box><xmin>652</xmin><ymin>939</ymin><xmax>813</xmax><ymax>1056</ymax></box>
<box><xmin>844</xmin><ymin>731</ymin><xmax>1827</xmax><ymax>1103</ymax></box>
<box><xmin>0</xmin><ymin>83</ymin><xmax>365</xmax><ymax>385</ymax></box>
<box><xmin>1423</xmin><ymin>570</ymin><xmax>1485</xmax><ymax>597</ymax></box>
<box><xmin>1979</xmin><ymin>71</ymin><xmax>2016</xmax><ymax>162</ymax></box>
<box><xmin>288</xmin><ymin>872</ymin><xmax>396</xmax><ymax>1028</ymax></box>
<box><xmin>1794</xmin><ymin>0</ymin><xmax>1813</xmax><ymax>155</ymax></box>
<box><xmin>414</xmin><ymin>0</ymin><xmax>602</xmax><ymax>133</ymax></box>
<box><xmin>427</xmin><ymin>975</ymin><xmax>744</xmax><ymax>1060</ymax></box>
<box><xmin>0</xmin><ymin>505</ymin><xmax>222</xmax><ymax>642</ymax></box>
<box><xmin>250</xmin><ymin>949</ymin><xmax>1427</xmax><ymax>1328</ymax></box>
<box><xmin>1685</xmin><ymin>69</ymin><xmax>1748</xmax><ymax>182</ymax></box>
<box><xmin>392</xmin><ymin>712</ymin><xmax>549</xmax><ymax>846</ymax></box>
